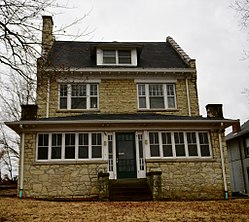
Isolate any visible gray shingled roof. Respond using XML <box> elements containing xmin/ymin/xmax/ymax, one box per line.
<box><xmin>45</xmin><ymin>41</ymin><xmax>189</xmax><ymax>69</ymax></box>
<box><xmin>36</xmin><ymin>113</ymin><xmax>224</xmax><ymax>122</ymax></box>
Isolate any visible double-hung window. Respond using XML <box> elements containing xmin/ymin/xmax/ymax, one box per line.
<box><xmin>59</xmin><ymin>83</ymin><xmax>98</xmax><ymax>110</ymax></box>
<box><xmin>137</xmin><ymin>83</ymin><xmax>176</xmax><ymax>109</ymax></box>
<box><xmin>148</xmin><ymin>131</ymin><xmax>211</xmax><ymax>158</ymax></box>
<box><xmin>37</xmin><ymin>133</ymin><xmax>103</xmax><ymax>161</ymax></box>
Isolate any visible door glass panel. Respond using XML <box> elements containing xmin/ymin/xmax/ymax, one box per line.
<box><xmin>116</xmin><ymin>133</ymin><xmax>136</xmax><ymax>178</ymax></box>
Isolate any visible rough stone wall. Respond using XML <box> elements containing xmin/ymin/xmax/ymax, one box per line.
<box><xmin>99</xmin><ymin>79</ymin><xmax>137</xmax><ymax>113</ymax></box>
<box><xmin>146</xmin><ymin>131</ymin><xmax>231</xmax><ymax>200</ymax></box>
<box><xmin>36</xmin><ymin>73</ymin><xmax>200</xmax><ymax>117</ymax></box>
<box><xmin>21</xmin><ymin>133</ymin><xmax>108</xmax><ymax>199</ymax></box>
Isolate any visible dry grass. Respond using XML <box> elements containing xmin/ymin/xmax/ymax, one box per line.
<box><xmin>0</xmin><ymin>197</ymin><xmax>249</xmax><ymax>221</ymax></box>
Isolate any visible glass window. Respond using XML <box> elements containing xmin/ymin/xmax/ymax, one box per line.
<box><xmin>51</xmin><ymin>134</ymin><xmax>62</xmax><ymax>159</ymax></box>
<box><xmin>92</xmin><ymin>133</ymin><xmax>102</xmax><ymax>158</ymax></box>
<box><xmin>78</xmin><ymin>133</ymin><xmax>88</xmax><ymax>159</ymax></box>
<box><xmin>108</xmin><ymin>134</ymin><xmax>113</xmax><ymax>172</ymax></box>
<box><xmin>118</xmin><ymin>50</ymin><xmax>131</xmax><ymax>64</ymax></box>
<box><xmin>162</xmin><ymin>132</ymin><xmax>173</xmax><ymax>157</ymax></box>
<box><xmin>65</xmin><ymin>134</ymin><xmax>75</xmax><ymax>159</ymax></box>
<box><xmin>137</xmin><ymin>83</ymin><xmax>176</xmax><ymax>109</ymax></box>
<box><xmin>187</xmin><ymin>132</ymin><xmax>198</xmax><ymax>156</ymax></box>
<box><xmin>37</xmin><ymin>134</ymin><xmax>49</xmax><ymax>160</ymax></box>
<box><xmin>60</xmin><ymin>84</ymin><xmax>67</xmax><ymax>109</ymax></box>
<box><xmin>149</xmin><ymin>84</ymin><xmax>164</xmax><ymax>108</ymax></box>
<box><xmin>103</xmin><ymin>50</ymin><xmax>116</xmax><ymax>64</ymax></box>
<box><xmin>59</xmin><ymin>83</ymin><xmax>98</xmax><ymax>110</ymax></box>
<box><xmin>174</xmin><ymin>132</ymin><xmax>185</xmax><ymax>157</ymax></box>
<box><xmin>149</xmin><ymin>132</ymin><xmax>160</xmax><ymax>157</ymax></box>
<box><xmin>199</xmin><ymin>132</ymin><xmax>210</xmax><ymax>157</ymax></box>
<box><xmin>71</xmin><ymin>84</ymin><xmax>87</xmax><ymax>109</ymax></box>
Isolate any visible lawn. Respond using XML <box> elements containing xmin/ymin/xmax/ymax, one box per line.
<box><xmin>0</xmin><ymin>197</ymin><xmax>248</xmax><ymax>221</ymax></box>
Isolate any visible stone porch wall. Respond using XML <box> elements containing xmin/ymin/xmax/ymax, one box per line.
<box><xmin>21</xmin><ymin>133</ymin><xmax>108</xmax><ymax>199</ymax></box>
<box><xmin>37</xmin><ymin>73</ymin><xmax>199</xmax><ymax>118</ymax></box>
<box><xmin>146</xmin><ymin>131</ymin><xmax>231</xmax><ymax>200</ymax></box>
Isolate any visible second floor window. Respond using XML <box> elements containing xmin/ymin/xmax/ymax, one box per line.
<box><xmin>137</xmin><ymin>83</ymin><xmax>176</xmax><ymax>110</ymax></box>
<box><xmin>59</xmin><ymin>83</ymin><xmax>98</xmax><ymax>110</ymax></box>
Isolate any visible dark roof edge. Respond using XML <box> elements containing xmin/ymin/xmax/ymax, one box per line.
<box><xmin>166</xmin><ymin>36</ymin><xmax>195</xmax><ymax>68</ymax></box>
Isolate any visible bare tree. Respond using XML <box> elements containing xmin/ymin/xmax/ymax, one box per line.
<box><xmin>0</xmin><ymin>0</ymin><xmax>92</xmax><ymax>81</ymax></box>
<box><xmin>233</xmin><ymin>0</ymin><xmax>249</xmax><ymax>28</ymax></box>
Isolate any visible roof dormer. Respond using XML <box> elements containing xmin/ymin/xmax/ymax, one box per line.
<box><xmin>92</xmin><ymin>43</ymin><xmax>143</xmax><ymax>67</ymax></box>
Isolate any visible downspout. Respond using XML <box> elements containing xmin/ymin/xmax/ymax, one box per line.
<box><xmin>19</xmin><ymin>131</ymin><xmax>25</xmax><ymax>198</ymax></box>
<box><xmin>218</xmin><ymin>131</ymin><xmax>228</xmax><ymax>199</ymax></box>
<box><xmin>46</xmin><ymin>78</ymin><xmax>50</xmax><ymax>118</ymax></box>
<box><xmin>185</xmin><ymin>77</ymin><xmax>191</xmax><ymax>116</ymax></box>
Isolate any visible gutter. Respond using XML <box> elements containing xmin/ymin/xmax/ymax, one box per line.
<box><xmin>185</xmin><ymin>78</ymin><xmax>191</xmax><ymax>116</ymax></box>
<box><xmin>44</xmin><ymin>67</ymin><xmax>196</xmax><ymax>73</ymax></box>
<box><xmin>5</xmin><ymin>119</ymin><xmax>238</xmax><ymax>126</ymax></box>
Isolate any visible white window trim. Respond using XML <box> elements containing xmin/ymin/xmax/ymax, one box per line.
<box><xmin>146</xmin><ymin>131</ymin><xmax>212</xmax><ymax>159</ymax></box>
<box><xmin>58</xmin><ymin>83</ymin><xmax>99</xmax><ymax>111</ymax></box>
<box><xmin>36</xmin><ymin>132</ymin><xmax>104</xmax><ymax>162</ymax></box>
<box><xmin>96</xmin><ymin>48</ymin><xmax>137</xmax><ymax>66</ymax></box>
<box><xmin>137</xmin><ymin>83</ymin><xmax>177</xmax><ymax>110</ymax></box>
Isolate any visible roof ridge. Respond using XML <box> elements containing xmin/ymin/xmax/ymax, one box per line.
<box><xmin>166</xmin><ymin>36</ymin><xmax>194</xmax><ymax>68</ymax></box>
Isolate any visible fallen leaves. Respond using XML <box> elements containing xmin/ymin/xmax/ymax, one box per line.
<box><xmin>0</xmin><ymin>198</ymin><xmax>248</xmax><ymax>221</ymax></box>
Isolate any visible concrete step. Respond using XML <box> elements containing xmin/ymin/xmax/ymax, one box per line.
<box><xmin>109</xmin><ymin>178</ymin><xmax>152</xmax><ymax>201</ymax></box>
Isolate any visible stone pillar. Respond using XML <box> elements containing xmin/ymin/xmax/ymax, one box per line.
<box><xmin>98</xmin><ymin>172</ymin><xmax>109</xmax><ymax>201</ymax></box>
<box><xmin>146</xmin><ymin>171</ymin><xmax>162</xmax><ymax>200</ymax></box>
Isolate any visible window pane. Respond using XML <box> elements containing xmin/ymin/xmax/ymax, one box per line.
<box><xmin>60</xmin><ymin>98</ymin><xmax>67</xmax><ymax>109</ymax></box>
<box><xmin>103</xmin><ymin>50</ymin><xmax>116</xmax><ymax>64</ymax></box>
<box><xmin>92</xmin><ymin>146</ymin><xmax>102</xmax><ymax>158</ymax></box>
<box><xmin>174</xmin><ymin>132</ymin><xmax>185</xmax><ymax>157</ymax></box>
<box><xmin>90</xmin><ymin>97</ymin><xmax>98</xmax><ymax>108</ymax></box>
<box><xmin>199</xmin><ymin>133</ymin><xmax>210</xmax><ymax>157</ymax></box>
<box><xmin>162</xmin><ymin>133</ymin><xmax>173</xmax><ymax>157</ymax></box>
<box><xmin>51</xmin><ymin>134</ymin><xmax>62</xmax><ymax>159</ymax></box>
<box><xmin>150</xmin><ymin>97</ymin><xmax>164</xmax><ymax>108</ymax></box>
<box><xmin>149</xmin><ymin>133</ymin><xmax>160</xmax><ymax>157</ymax></box>
<box><xmin>92</xmin><ymin>133</ymin><xmax>102</xmax><ymax>158</ymax></box>
<box><xmin>79</xmin><ymin>133</ymin><xmax>88</xmax><ymax>159</ymax></box>
<box><xmin>139</xmin><ymin>97</ymin><xmax>146</xmax><ymax>108</ymax></box>
<box><xmin>138</xmin><ymin>84</ymin><xmax>145</xmax><ymax>96</ymax></box>
<box><xmin>65</xmin><ymin>134</ymin><xmax>75</xmax><ymax>159</ymax></box>
<box><xmin>187</xmin><ymin>133</ymin><xmax>198</xmax><ymax>156</ymax></box>
<box><xmin>90</xmin><ymin>84</ymin><xmax>98</xmax><ymax>96</ymax></box>
<box><xmin>60</xmin><ymin>84</ymin><xmax>67</xmax><ymax>109</ymax></box>
<box><xmin>168</xmin><ymin>97</ymin><xmax>176</xmax><ymax>108</ymax></box>
<box><xmin>118</xmin><ymin>50</ymin><xmax>131</xmax><ymax>64</ymax></box>
<box><xmin>71</xmin><ymin>98</ymin><xmax>86</xmax><ymax>109</ymax></box>
<box><xmin>37</xmin><ymin>134</ymin><xmax>49</xmax><ymax>160</ymax></box>
<box><xmin>149</xmin><ymin>84</ymin><xmax>164</xmax><ymax>108</ymax></box>
<box><xmin>38</xmin><ymin>147</ymin><xmax>48</xmax><ymax>160</ymax></box>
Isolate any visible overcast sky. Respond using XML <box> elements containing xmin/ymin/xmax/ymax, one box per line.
<box><xmin>54</xmin><ymin>0</ymin><xmax>249</xmax><ymax>125</ymax></box>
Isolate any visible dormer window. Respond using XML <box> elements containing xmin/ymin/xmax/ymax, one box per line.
<box><xmin>97</xmin><ymin>48</ymin><xmax>137</xmax><ymax>66</ymax></box>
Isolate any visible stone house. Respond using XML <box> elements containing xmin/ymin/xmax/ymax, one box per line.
<box><xmin>6</xmin><ymin>16</ymin><xmax>238</xmax><ymax>200</ymax></box>
<box><xmin>226</xmin><ymin>120</ymin><xmax>249</xmax><ymax>195</ymax></box>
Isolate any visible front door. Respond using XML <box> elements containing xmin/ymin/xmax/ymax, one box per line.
<box><xmin>116</xmin><ymin>133</ymin><xmax>137</xmax><ymax>179</ymax></box>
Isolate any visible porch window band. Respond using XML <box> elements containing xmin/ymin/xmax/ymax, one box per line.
<box><xmin>37</xmin><ymin>133</ymin><xmax>103</xmax><ymax>161</ymax></box>
<box><xmin>148</xmin><ymin>131</ymin><xmax>211</xmax><ymax>158</ymax></box>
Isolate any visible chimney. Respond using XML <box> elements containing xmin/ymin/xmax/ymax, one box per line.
<box><xmin>42</xmin><ymin>16</ymin><xmax>54</xmax><ymax>56</ymax></box>
<box><xmin>232</xmin><ymin>121</ymin><xmax>241</xmax><ymax>134</ymax></box>
<box><xmin>21</xmin><ymin>105</ymin><xmax>38</xmax><ymax>120</ymax></box>
<box><xmin>206</xmin><ymin>104</ymin><xmax>223</xmax><ymax>118</ymax></box>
